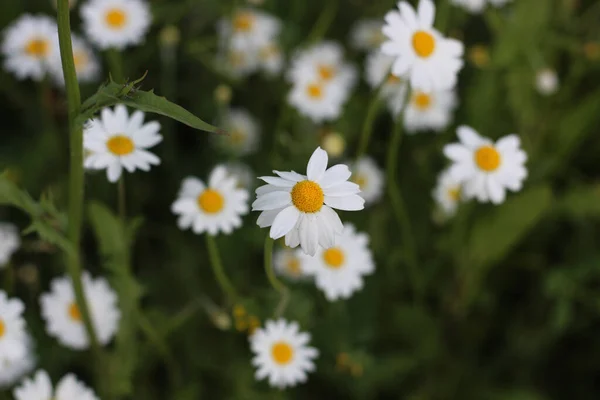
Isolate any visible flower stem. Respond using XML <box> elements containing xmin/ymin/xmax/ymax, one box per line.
<box><xmin>264</xmin><ymin>237</ymin><xmax>290</xmax><ymax>318</ymax></box>
<box><xmin>307</xmin><ymin>0</ymin><xmax>339</xmax><ymax>43</ymax></box>
<box><xmin>56</xmin><ymin>0</ymin><xmax>101</xmax><ymax>352</ymax></box>
<box><xmin>106</xmin><ymin>48</ymin><xmax>125</xmax><ymax>83</ymax></box>
<box><xmin>118</xmin><ymin>175</ymin><xmax>126</xmax><ymax>221</ymax></box>
<box><xmin>356</xmin><ymin>93</ymin><xmax>383</xmax><ymax>160</ymax></box>
<box><xmin>205</xmin><ymin>235</ymin><xmax>237</xmax><ymax>301</ymax></box>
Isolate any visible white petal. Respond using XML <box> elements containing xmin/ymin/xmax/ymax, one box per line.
<box><xmin>257</xmin><ymin>208</ymin><xmax>283</xmax><ymax>228</ymax></box>
<box><xmin>274</xmin><ymin>170</ymin><xmax>305</xmax><ymax>182</ymax></box>
<box><xmin>457</xmin><ymin>125</ymin><xmax>484</xmax><ymax>148</ymax></box>
<box><xmin>107</xmin><ymin>162</ymin><xmax>122</xmax><ymax>182</ymax></box>
<box><xmin>319</xmin><ymin>165</ymin><xmax>351</xmax><ymax>188</ymax></box>
<box><xmin>443</xmin><ymin>144</ymin><xmax>471</xmax><ymax>162</ymax></box>
<box><xmin>252</xmin><ymin>191</ymin><xmax>292</xmax><ymax>211</ymax></box>
<box><xmin>299</xmin><ymin>215</ymin><xmax>319</xmax><ymax>256</ymax></box>
<box><xmin>270</xmin><ymin>206</ymin><xmax>301</xmax><ymax>239</ymax></box>
<box><xmin>259</xmin><ymin>176</ymin><xmax>295</xmax><ymax>187</ymax></box>
<box><xmin>418</xmin><ymin>0</ymin><xmax>435</xmax><ymax>27</ymax></box>
<box><xmin>320</xmin><ymin>205</ymin><xmax>343</xmax><ymax>233</ymax></box>
<box><xmin>324</xmin><ymin>194</ymin><xmax>365</xmax><ymax>211</ymax></box>
<box><xmin>209</xmin><ymin>166</ymin><xmax>228</xmax><ymax>187</ymax></box>
<box><xmin>306</xmin><ymin>147</ymin><xmax>328</xmax><ymax>181</ymax></box>
<box><xmin>323</xmin><ymin>182</ymin><xmax>361</xmax><ymax>197</ymax></box>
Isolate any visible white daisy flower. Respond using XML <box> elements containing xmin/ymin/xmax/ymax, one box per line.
<box><xmin>0</xmin><ymin>291</ymin><xmax>28</xmax><ymax>365</ymax></box>
<box><xmin>258</xmin><ymin>42</ymin><xmax>284</xmax><ymax>76</ymax></box>
<box><xmin>83</xmin><ymin>105</ymin><xmax>163</xmax><ymax>183</ymax></box>
<box><xmin>0</xmin><ymin>223</ymin><xmax>20</xmax><ymax>267</ymax></box>
<box><xmin>218</xmin><ymin>8</ymin><xmax>281</xmax><ymax>51</ymax></box>
<box><xmin>223</xmin><ymin>161</ymin><xmax>254</xmax><ymax>190</ymax></box>
<box><xmin>443</xmin><ymin>126</ymin><xmax>528</xmax><ymax>205</ymax></box>
<box><xmin>217</xmin><ymin>109</ymin><xmax>260</xmax><ymax>156</ymax></box>
<box><xmin>217</xmin><ymin>47</ymin><xmax>260</xmax><ymax>78</ymax></box>
<box><xmin>273</xmin><ymin>248</ymin><xmax>306</xmax><ymax>281</ymax></box>
<box><xmin>433</xmin><ymin>168</ymin><xmax>463</xmax><ymax>216</ymax></box>
<box><xmin>535</xmin><ymin>68</ymin><xmax>559</xmax><ymax>96</ymax></box>
<box><xmin>250</xmin><ymin>319</ymin><xmax>319</xmax><ymax>389</ymax></box>
<box><xmin>80</xmin><ymin>0</ymin><xmax>152</xmax><ymax>50</ymax></box>
<box><xmin>40</xmin><ymin>273</ymin><xmax>121</xmax><ymax>350</ymax></box>
<box><xmin>349</xmin><ymin>19</ymin><xmax>385</xmax><ymax>51</ymax></box>
<box><xmin>252</xmin><ymin>147</ymin><xmax>365</xmax><ymax>256</ymax></box>
<box><xmin>14</xmin><ymin>370</ymin><xmax>98</xmax><ymax>400</ymax></box>
<box><xmin>381</xmin><ymin>0</ymin><xmax>464</xmax><ymax>91</ymax></box>
<box><xmin>0</xmin><ymin>336</ymin><xmax>36</xmax><ymax>389</ymax></box>
<box><xmin>287</xmin><ymin>79</ymin><xmax>347</xmax><ymax>123</ymax></box>
<box><xmin>450</xmin><ymin>0</ymin><xmax>511</xmax><ymax>13</ymax></box>
<box><xmin>48</xmin><ymin>34</ymin><xmax>100</xmax><ymax>86</ymax></box>
<box><xmin>299</xmin><ymin>223</ymin><xmax>374</xmax><ymax>301</ymax></box>
<box><xmin>351</xmin><ymin>157</ymin><xmax>385</xmax><ymax>206</ymax></box>
<box><xmin>404</xmin><ymin>88</ymin><xmax>457</xmax><ymax>133</ymax></box>
<box><xmin>171</xmin><ymin>166</ymin><xmax>250</xmax><ymax>236</ymax></box>
<box><xmin>365</xmin><ymin>50</ymin><xmax>408</xmax><ymax>116</ymax></box>
<box><xmin>1</xmin><ymin>15</ymin><xmax>58</xmax><ymax>81</ymax></box>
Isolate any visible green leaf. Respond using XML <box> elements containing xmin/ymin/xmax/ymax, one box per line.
<box><xmin>557</xmin><ymin>183</ymin><xmax>600</xmax><ymax>219</ymax></box>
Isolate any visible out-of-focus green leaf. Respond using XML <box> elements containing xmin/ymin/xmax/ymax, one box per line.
<box><xmin>557</xmin><ymin>183</ymin><xmax>600</xmax><ymax>219</ymax></box>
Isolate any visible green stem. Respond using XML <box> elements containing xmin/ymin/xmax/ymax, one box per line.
<box><xmin>264</xmin><ymin>236</ymin><xmax>290</xmax><ymax>318</ymax></box>
<box><xmin>307</xmin><ymin>0</ymin><xmax>339</xmax><ymax>43</ymax></box>
<box><xmin>205</xmin><ymin>235</ymin><xmax>237</xmax><ymax>301</ymax></box>
<box><xmin>106</xmin><ymin>48</ymin><xmax>125</xmax><ymax>83</ymax></box>
<box><xmin>137</xmin><ymin>312</ymin><xmax>181</xmax><ymax>387</ymax></box>
<box><xmin>356</xmin><ymin>93</ymin><xmax>383</xmax><ymax>160</ymax></box>
<box><xmin>57</xmin><ymin>0</ymin><xmax>101</xmax><ymax>352</ymax></box>
<box><xmin>118</xmin><ymin>175</ymin><xmax>126</xmax><ymax>221</ymax></box>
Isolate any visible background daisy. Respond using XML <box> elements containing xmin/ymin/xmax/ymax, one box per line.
<box><xmin>274</xmin><ymin>248</ymin><xmax>307</xmax><ymax>281</ymax></box>
<box><xmin>0</xmin><ymin>336</ymin><xmax>36</xmax><ymax>389</ymax></box>
<box><xmin>433</xmin><ymin>168</ymin><xmax>464</xmax><ymax>216</ymax></box>
<box><xmin>217</xmin><ymin>109</ymin><xmax>260</xmax><ymax>156</ymax></box>
<box><xmin>14</xmin><ymin>370</ymin><xmax>99</xmax><ymax>400</ymax></box>
<box><xmin>0</xmin><ymin>291</ymin><xmax>28</xmax><ymax>365</ymax></box>
<box><xmin>48</xmin><ymin>34</ymin><xmax>100</xmax><ymax>86</ymax></box>
<box><xmin>351</xmin><ymin>157</ymin><xmax>385</xmax><ymax>206</ymax></box>
<box><xmin>0</xmin><ymin>223</ymin><xmax>20</xmax><ymax>267</ymax></box>
<box><xmin>403</xmin><ymin>88</ymin><xmax>458</xmax><ymax>133</ymax></box>
<box><xmin>365</xmin><ymin>50</ymin><xmax>408</xmax><ymax>116</ymax></box>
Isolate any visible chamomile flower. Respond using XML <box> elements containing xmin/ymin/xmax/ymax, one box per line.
<box><xmin>218</xmin><ymin>8</ymin><xmax>281</xmax><ymax>51</ymax></box>
<box><xmin>217</xmin><ymin>109</ymin><xmax>260</xmax><ymax>156</ymax></box>
<box><xmin>252</xmin><ymin>147</ymin><xmax>364</xmax><ymax>256</ymax></box>
<box><xmin>48</xmin><ymin>34</ymin><xmax>100</xmax><ymax>86</ymax></box>
<box><xmin>14</xmin><ymin>370</ymin><xmax>99</xmax><ymax>400</ymax></box>
<box><xmin>381</xmin><ymin>0</ymin><xmax>464</xmax><ymax>91</ymax></box>
<box><xmin>350</xmin><ymin>19</ymin><xmax>386</xmax><ymax>51</ymax></box>
<box><xmin>350</xmin><ymin>157</ymin><xmax>385</xmax><ymax>206</ymax></box>
<box><xmin>535</xmin><ymin>68</ymin><xmax>559</xmax><ymax>96</ymax></box>
<box><xmin>0</xmin><ymin>291</ymin><xmax>28</xmax><ymax>365</ymax></box>
<box><xmin>288</xmin><ymin>79</ymin><xmax>347</xmax><ymax>123</ymax></box>
<box><xmin>80</xmin><ymin>0</ymin><xmax>152</xmax><ymax>50</ymax></box>
<box><xmin>365</xmin><ymin>51</ymin><xmax>408</xmax><ymax>116</ymax></box>
<box><xmin>258</xmin><ymin>42</ymin><xmax>284</xmax><ymax>76</ymax></box>
<box><xmin>0</xmin><ymin>337</ymin><xmax>35</xmax><ymax>389</ymax></box>
<box><xmin>299</xmin><ymin>224</ymin><xmax>374</xmax><ymax>301</ymax></box>
<box><xmin>274</xmin><ymin>248</ymin><xmax>306</xmax><ymax>281</ymax></box>
<box><xmin>171</xmin><ymin>166</ymin><xmax>250</xmax><ymax>236</ymax></box>
<box><xmin>450</xmin><ymin>0</ymin><xmax>511</xmax><ymax>13</ymax></box>
<box><xmin>217</xmin><ymin>47</ymin><xmax>259</xmax><ymax>78</ymax></box>
<box><xmin>433</xmin><ymin>168</ymin><xmax>463</xmax><ymax>216</ymax></box>
<box><xmin>40</xmin><ymin>273</ymin><xmax>121</xmax><ymax>350</ymax></box>
<box><xmin>443</xmin><ymin>126</ymin><xmax>528</xmax><ymax>205</ymax></box>
<box><xmin>0</xmin><ymin>223</ymin><xmax>20</xmax><ymax>267</ymax></box>
<box><xmin>1</xmin><ymin>15</ymin><xmax>58</xmax><ymax>81</ymax></box>
<box><xmin>250</xmin><ymin>319</ymin><xmax>319</xmax><ymax>389</ymax></box>
<box><xmin>224</xmin><ymin>161</ymin><xmax>254</xmax><ymax>190</ymax></box>
<box><xmin>83</xmin><ymin>105</ymin><xmax>163</xmax><ymax>183</ymax></box>
<box><xmin>404</xmin><ymin>88</ymin><xmax>457</xmax><ymax>133</ymax></box>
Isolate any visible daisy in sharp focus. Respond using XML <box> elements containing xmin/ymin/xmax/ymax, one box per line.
<box><xmin>299</xmin><ymin>223</ymin><xmax>375</xmax><ymax>301</ymax></box>
<box><xmin>217</xmin><ymin>109</ymin><xmax>260</xmax><ymax>156</ymax></box>
<box><xmin>253</xmin><ymin>147</ymin><xmax>365</xmax><ymax>256</ymax></box>
<box><xmin>403</xmin><ymin>88</ymin><xmax>457</xmax><ymax>133</ymax></box>
<box><xmin>273</xmin><ymin>248</ymin><xmax>307</xmax><ymax>281</ymax></box>
<box><xmin>0</xmin><ymin>291</ymin><xmax>28</xmax><ymax>365</ymax></box>
<box><xmin>433</xmin><ymin>168</ymin><xmax>463</xmax><ymax>217</ymax></box>
<box><xmin>250</xmin><ymin>319</ymin><xmax>319</xmax><ymax>389</ymax></box>
<box><xmin>40</xmin><ymin>273</ymin><xmax>120</xmax><ymax>350</ymax></box>
<box><xmin>83</xmin><ymin>105</ymin><xmax>163</xmax><ymax>183</ymax></box>
<box><xmin>0</xmin><ymin>223</ymin><xmax>20</xmax><ymax>267</ymax></box>
<box><xmin>171</xmin><ymin>166</ymin><xmax>250</xmax><ymax>236</ymax></box>
<box><xmin>48</xmin><ymin>34</ymin><xmax>100</xmax><ymax>86</ymax></box>
<box><xmin>365</xmin><ymin>50</ymin><xmax>408</xmax><ymax>116</ymax></box>
<box><xmin>1</xmin><ymin>15</ymin><xmax>58</xmax><ymax>81</ymax></box>
<box><xmin>382</xmin><ymin>0</ymin><xmax>464</xmax><ymax>92</ymax></box>
<box><xmin>14</xmin><ymin>370</ymin><xmax>98</xmax><ymax>400</ymax></box>
<box><xmin>450</xmin><ymin>0</ymin><xmax>511</xmax><ymax>13</ymax></box>
<box><xmin>350</xmin><ymin>19</ymin><xmax>386</xmax><ymax>51</ymax></box>
<box><xmin>443</xmin><ymin>126</ymin><xmax>528</xmax><ymax>205</ymax></box>
<box><xmin>80</xmin><ymin>0</ymin><xmax>152</xmax><ymax>50</ymax></box>
<box><xmin>351</xmin><ymin>157</ymin><xmax>385</xmax><ymax>206</ymax></box>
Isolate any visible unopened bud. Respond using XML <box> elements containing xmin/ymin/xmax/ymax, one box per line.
<box><xmin>468</xmin><ymin>45</ymin><xmax>490</xmax><ymax>68</ymax></box>
<box><xmin>321</xmin><ymin>132</ymin><xmax>346</xmax><ymax>158</ymax></box>
<box><xmin>214</xmin><ymin>84</ymin><xmax>232</xmax><ymax>104</ymax></box>
<box><xmin>159</xmin><ymin>25</ymin><xmax>181</xmax><ymax>47</ymax></box>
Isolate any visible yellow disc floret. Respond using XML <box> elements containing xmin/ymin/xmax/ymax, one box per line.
<box><xmin>291</xmin><ymin>181</ymin><xmax>324</xmax><ymax>213</ymax></box>
<box><xmin>107</xmin><ymin>135</ymin><xmax>135</xmax><ymax>156</ymax></box>
<box><xmin>197</xmin><ymin>189</ymin><xmax>225</xmax><ymax>214</ymax></box>
<box><xmin>323</xmin><ymin>247</ymin><xmax>345</xmax><ymax>269</ymax></box>
<box><xmin>412</xmin><ymin>30</ymin><xmax>436</xmax><ymax>58</ymax></box>
<box><xmin>271</xmin><ymin>341</ymin><xmax>294</xmax><ymax>365</ymax></box>
<box><xmin>474</xmin><ymin>146</ymin><xmax>501</xmax><ymax>172</ymax></box>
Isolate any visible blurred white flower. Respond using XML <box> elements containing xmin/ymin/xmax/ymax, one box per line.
<box><xmin>535</xmin><ymin>68</ymin><xmax>559</xmax><ymax>96</ymax></box>
<box><xmin>223</xmin><ymin>161</ymin><xmax>254</xmax><ymax>190</ymax></box>
<box><xmin>321</xmin><ymin>131</ymin><xmax>346</xmax><ymax>158</ymax></box>
<box><xmin>300</xmin><ymin>223</ymin><xmax>375</xmax><ymax>301</ymax></box>
<box><xmin>0</xmin><ymin>335</ymin><xmax>35</xmax><ymax>389</ymax></box>
<box><xmin>349</xmin><ymin>19</ymin><xmax>385</xmax><ymax>51</ymax></box>
<box><xmin>433</xmin><ymin>168</ymin><xmax>463</xmax><ymax>216</ymax></box>
<box><xmin>0</xmin><ymin>291</ymin><xmax>28</xmax><ymax>365</ymax></box>
<box><xmin>48</xmin><ymin>34</ymin><xmax>100</xmax><ymax>86</ymax></box>
<box><xmin>365</xmin><ymin>50</ymin><xmax>408</xmax><ymax>116</ymax></box>
<box><xmin>80</xmin><ymin>0</ymin><xmax>152</xmax><ymax>50</ymax></box>
<box><xmin>250</xmin><ymin>319</ymin><xmax>318</xmax><ymax>389</ymax></box>
<box><xmin>288</xmin><ymin>79</ymin><xmax>348</xmax><ymax>123</ymax></box>
<box><xmin>450</xmin><ymin>0</ymin><xmax>511</xmax><ymax>13</ymax></box>
<box><xmin>217</xmin><ymin>47</ymin><xmax>260</xmax><ymax>78</ymax></box>
<box><xmin>14</xmin><ymin>370</ymin><xmax>98</xmax><ymax>400</ymax></box>
<box><xmin>0</xmin><ymin>223</ymin><xmax>20</xmax><ymax>267</ymax></box>
<box><xmin>404</xmin><ymin>88</ymin><xmax>457</xmax><ymax>133</ymax></box>
<box><xmin>351</xmin><ymin>157</ymin><xmax>385</xmax><ymax>206</ymax></box>
<box><xmin>258</xmin><ymin>43</ymin><xmax>284</xmax><ymax>76</ymax></box>
<box><xmin>252</xmin><ymin>147</ymin><xmax>364</xmax><ymax>256</ymax></box>
<box><xmin>83</xmin><ymin>105</ymin><xmax>163</xmax><ymax>183</ymax></box>
<box><xmin>273</xmin><ymin>248</ymin><xmax>307</xmax><ymax>281</ymax></box>
<box><xmin>218</xmin><ymin>109</ymin><xmax>260</xmax><ymax>156</ymax></box>
<box><xmin>443</xmin><ymin>126</ymin><xmax>528</xmax><ymax>205</ymax></box>
<box><xmin>1</xmin><ymin>15</ymin><xmax>57</xmax><ymax>81</ymax></box>
<box><xmin>171</xmin><ymin>166</ymin><xmax>250</xmax><ymax>236</ymax></box>
<box><xmin>40</xmin><ymin>273</ymin><xmax>121</xmax><ymax>350</ymax></box>
<box><xmin>382</xmin><ymin>0</ymin><xmax>464</xmax><ymax>91</ymax></box>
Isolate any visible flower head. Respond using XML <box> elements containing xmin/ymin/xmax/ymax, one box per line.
<box><xmin>0</xmin><ymin>223</ymin><xmax>20</xmax><ymax>267</ymax></box>
<box><xmin>349</xmin><ymin>19</ymin><xmax>386</xmax><ymax>51</ymax></box>
<box><xmin>14</xmin><ymin>370</ymin><xmax>99</xmax><ymax>400</ymax></box>
<box><xmin>0</xmin><ymin>335</ymin><xmax>35</xmax><ymax>389</ymax></box>
<box><xmin>351</xmin><ymin>157</ymin><xmax>385</xmax><ymax>206</ymax></box>
<box><xmin>433</xmin><ymin>168</ymin><xmax>463</xmax><ymax>216</ymax></box>
<box><xmin>404</xmin><ymin>88</ymin><xmax>457</xmax><ymax>133</ymax></box>
<box><xmin>365</xmin><ymin>50</ymin><xmax>408</xmax><ymax>116</ymax></box>
<box><xmin>217</xmin><ymin>109</ymin><xmax>260</xmax><ymax>156</ymax></box>
<box><xmin>274</xmin><ymin>248</ymin><xmax>307</xmax><ymax>281</ymax></box>
<box><xmin>0</xmin><ymin>291</ymin><xmax>28</xmax><ymax>365</ymax></box>
<box><xmin>48</xmin><ymin>34</ymin><xmax>100</xmax><ymax>86</ymax></box>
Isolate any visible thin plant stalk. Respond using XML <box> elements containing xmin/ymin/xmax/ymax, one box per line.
<box><xmin>264</xmin><ymin>237</ymin><xmax>290</xmax><ymax>318</ymax></box>
<box><xmin>356</xmin><ymin>89</ymin><xmax>383</xmax><ymax>160</ymax></box>
<box><xmin>205</xmin><ymin>235</ymin><xmax>238</xmax><ymax>301</ymax></box>
<box><xmin>106</xmin><ymin>48</ymin><xmax>125</xmax><ymax>83</ymax></box>
<box><xmin>118</xmin><ymin>175</ymin><xmax>126</xmax><ymax>221</ymax></box>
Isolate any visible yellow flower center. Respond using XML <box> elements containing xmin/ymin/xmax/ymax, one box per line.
<box><xmin>413</xmin><ymin>92</ymin><xmax>432</xmax><ymax>110</ymax></box>
<box><xmin>25</xmin><ymin>38</ymin><xmax>49</xmax><ymax>58</ymax></box>
<box><xmin>233</xmin><ymin>12</ymin><xmax>254</xmax><ymax>32</ymax></box>
<box><xmin>286</xmin><ymin>258</ymin><xmax>302</xmax><ymax>277</ymax></box>
<box><xmin>105</xmin><ymin>8</ymin><xmax>127</xmax><ymax>29</ymax></box>
<box><xmin>0</xmin><ymin>320</ymin><xmax>5</xmax><ymax>338</ymax></box>
<box><xmin>68</xmin><ymin>303</ymin><xmax>82</xmax><ymax>321</ymax></box>
<box><xmin>291</xmin><ymin>181</ymin><xmax>324</xmax><ymax>213</ymax></box>
<box><xmin>197</xmin><ymin>189</ymin><xmax>225</xmax><ymax>214</ymax></box>
<box><xmin>271</xmin><ymin>341</ymin><xmax>294</xmax><ymax>365</ymax></box>
<box><xmin>448</xmin><ymin>187</ymin><xmax>461</xmax><ymax>201</ymax></box>
<box><xmin>107</xmin><ymin>135</ymin><xmax>135</xmax><ymax>156</ymax></box>
<box><xmin>412</xmin><ymin>30</ymin><xmax>436</xmax><ymax>58</ymax></box>
<box><xmin>474</xmin><ymin>146</ymin><xmax>501</xmax><ymax>172</ymax></box>
<box><xmin>318</xmin><ymin>64</ymin><xmax>335</xmax><ymax>81</ymax></box>
<box><xmin>306</xmin><ymin>83</ymin><xmax>324</xmax><ymax>99</ymax></box>
<box><xmin>229</xmin><ymin>129</ymin><xmax>246</xmax><ymax>145</ymax></box>
<box><xmin>387</xmin><ymin>74</ymin><xmax>402</xmax><ymax>84</ymax></box>
<box><xmin>323</xmin><ymin>247</ymin><xmax>345</xmax><ymax>269</ymax></box>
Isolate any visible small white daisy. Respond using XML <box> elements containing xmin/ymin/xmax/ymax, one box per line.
<box><xmin>223</xmin><ymin>161</ymin><xmax>254</xmax><ymax>190</ymax></box>
<box><xmin>350</xmin><ymin>157</ymin><xmax>385</xmax><ymax>206</ymax></box>
<box><xmin>287</xmin><ymin>79</ymin><xmax>347</xmax><ymax>123</ymax></box>
<box><xmin>14</xmin><ymin>370</ymin><xmax>99</xmax><ymax>400</ymax></box>
<box><xmin>258</xmin><ymin>42</ymin><xmax>284</xmax><ymax>76</ymax></box>
<box><xmin>83</xmin><ymin>105</ymin><xmax>163</xmax><ymax>183</ymax></box>
<box><xmin>273</xmin><ymin>248</ymin><xmax>306</xmax><ymax>281</ymax></box>
<box><xmin>218</xmin><ymin>8</ymin><xmax>281</xmax><ymax>51</ymax></box>
<box><xmin>0</xmin><ymin>336</ymin><xmax>35</xmax><ymax>389</ymax></box>
<box><xmin>252</xmin><ymin>147</ymin><xmax>365</xmax><ymax>256</ymax></box>
<box><xmin>48</xmin><ymin>34</ymin><xmax>100</xmax><ymax>86</ymax></box>
<box><xmin>250</xmin><ymin>319</ymin><xmax>319</xmax><ymax>389</ymax></box>
<box><xmin>433</xmin><ymin>168</ymin><xmax>463</xmax><ymax>216</ymax></box>
<box><xmin>171</xmin><ymin>166</ymin><xmax>250</xmax><ymax>236</ymax></box>
<box><xmin>217</xmin><ymin>47</ymin><xmax>260</xmax><ymax>78</ymax></box>
<box><xmin>349</xmin><ymin>19</ymin><xmax>385</xmax><ymax>51</ymax></box>
<box><xmin>1</xmin><ymin>15</ymin><xmax>58</xmax><ymax>81</ymax></box>
<box><xmin>217</xmin><ymin>109</ymin><xmax>260</xmax><ymax>156</ymax></box>
<box><xmin>450</xmin><ymin>0</ymin><xmax>511</xmax><ymax>13</ymax></box>
<box><xmin>299</xmin><ymin>223</ymin><xmax>374</xmax><ymax>301</ymax></box>
<box><xmin>443</xmin><ymin>126</ymin><xmax>528</xmax><ymax>205</ymax></box>
<box><xmin>381</xmin><ymin>0</ymin><xmax>464</xmax><ymax>91</ymax></box>
<box><xmin>80</xmin><ymin>0</ymin><xmax>152</xmax><ymax>50</ymax></box>
<box><xmin>0</xmin><ymin>223</ymin><xmax>20</xmax><ymax>267</ymax></box>
<box><xmin>404</xmin><ymin>88</ymin><xmax>457</xmax><ymax>133</ymax></box>
<box><xmin>0</xmin><ymin>291</ymin><xmax>28</xmax><ymax>365</ymax></box>
<box><xmin>535</xmin><ymin>68</ymin><xmax>559</xmax><ymax>96</ymax></box>
<box><xmin>365</xmin><ymin>50</ymin><xmax>408</xmax><ymax>116</ymax></box>
<box><xmin>40</xmin><ymin>273</ymin><xmax>121</xmax><ymax>350</ymax></box>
